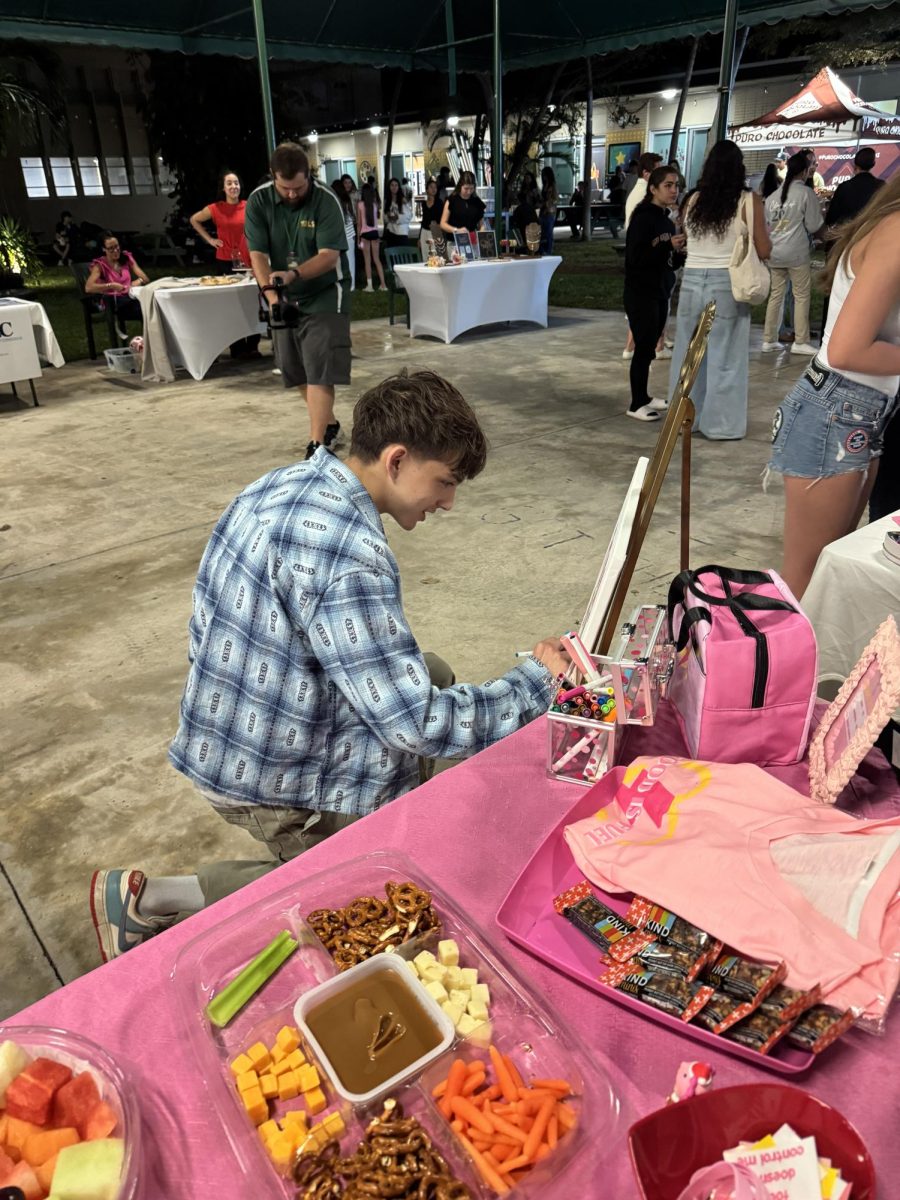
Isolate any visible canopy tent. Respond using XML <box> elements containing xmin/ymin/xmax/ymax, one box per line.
<box><xmin>732</xmin><ymin>66</ymin><xmax>900</xmax><ymax>145</ymax></box>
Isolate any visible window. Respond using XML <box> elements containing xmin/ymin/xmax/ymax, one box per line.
<box><xmin>20</xmin><ymin>157</ymin><xmax>50</xmax><ymax>198</ymax></box>
<box><xmin>105</xmin><ymin>156</ymin><xmax>130</xmax><ymax>195</ymax></box>
<box><xmin>78</xmin><ymin>156</ymin><xmax>104</xmax><ymax>195</ymax></box>
<box><xmin>49</xmin><ymin>157</ymin><xmax>78</xmax><ymax>197</ymax></box>
<box><xmin>132</xmin><ymin>156</ymin><xmax>155</xmax><ymax>195</ymax></box>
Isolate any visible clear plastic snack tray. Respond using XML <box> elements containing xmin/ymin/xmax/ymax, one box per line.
<box><xmin>171</xmin><ymin>850</ymin><xmax>622</xmax><ymax>1197</ymax></box>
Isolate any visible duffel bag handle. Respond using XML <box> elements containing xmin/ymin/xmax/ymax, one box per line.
<box><xmin>667</xmin><ymin>564</ymin><xmax>794</xmax><ymax>640</ymax></box>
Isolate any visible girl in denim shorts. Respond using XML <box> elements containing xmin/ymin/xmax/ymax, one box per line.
<box><xmin>768</xmin><ymin>173</ymin><xmax>900</xmax><ymax>598</ymax></box>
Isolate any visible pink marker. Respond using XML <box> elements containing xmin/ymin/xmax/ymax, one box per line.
<box><xmin>552</xmin><ymin>729</ymin><xmax>599</xmax><ymax>772</ymax></box>
<box><xmin>561</xmin><ymin>630</ymin><xmax>596</xmax><ymax>679</ymax></box>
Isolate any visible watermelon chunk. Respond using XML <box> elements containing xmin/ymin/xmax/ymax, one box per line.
<box><xmin>6</xmin><ymin>1058</ymin><xmax>73</xmax><ymax>1125</ymax></box>
<box><xmin>83</xmin><ymin>1101</ymin><xmax>117</xmax><ymax>1141</ymax></box>
<box><xmin>53</xmin><ymin>1073</ymin><xmax>102</xmax><ymax>1139</ymax></box>
<box><xmin>3</xmin><ymin>1159</ymin><xmax>43</xmax><ymax>1199</ymax></box>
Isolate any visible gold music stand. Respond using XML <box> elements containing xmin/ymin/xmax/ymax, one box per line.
<box><xmin>595</xmin><ymin>300</ymin><xmax>717</xmax><ymax>655</ymax></box>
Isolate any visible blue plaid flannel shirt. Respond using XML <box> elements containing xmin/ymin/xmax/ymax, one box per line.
<box><xmin>169</xmin><ymin>449</ymin><xmax>555</xmax><ymax>816</ymax></box>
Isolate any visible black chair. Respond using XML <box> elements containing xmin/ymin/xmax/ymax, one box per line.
<box><xmin>71</xmin><ymin>263</ymin><xmax>120</xmax><ymax>359</ymax></box>
<box><xmin>384</xmin><ymin>245</ymin><xmax>417</xmax><ymax>327</ymax></box>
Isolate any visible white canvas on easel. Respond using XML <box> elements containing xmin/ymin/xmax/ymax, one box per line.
<box><xmin>576</xmin><ymin>457</ymin><xmax>648</xmax><ymax>652</ymax></box>
<box><xmin>0</xmin><ymin>304</ymin><xmax>41</xmax><ymax>384</ymax></box>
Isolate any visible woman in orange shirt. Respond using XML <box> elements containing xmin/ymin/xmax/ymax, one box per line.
<box><xmin>190</xmin><ymin>170</ymin><xmax>261</xmax><ymax>359</ymax></box>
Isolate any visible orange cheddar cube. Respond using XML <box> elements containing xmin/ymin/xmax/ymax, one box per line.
<box><xmin>276</xmin><ymin>1025</ymin><xmax>301</xmax><ymax>1053</ymax></box>
<box><xmin>309</xmin><ymin>1122</ymin><xmax>330</xmax><ymax>1148</ymax></box>
<box><xmin>246</xmin><ymin>1042</ymin><xmax>272</xmax><ymax>1072</ymax></box>
<box><xmin>304</xmin><ymin>1086</ymin><xmax>326</xmax><ymax>1115</ymax></box>
<box><xmin>260</xmin><ymin>1075</ymin><xmax>278</xmax><ymax>1100</ymax></box>
<box><xmin>277</xmin><ymin>1071</ymin><xmax>299</xmax><ymax>1101</ymax></box>
<box><xmin>322</xmin><ymin>1112</ymin><xmax>345</xmax><ymax>1138</ymax></box>
<box><xmin>268</xmin><ymin>1133</ymin><xmax>295</xmax><ymax>1169</ymax></box>
<box><xmin>282</xmin><ymin>1109</ymin><xmax>308</xmax><ymax>1130</ymax></box>
<box><xmin>297</xmin><ymin>1064</ymin><xmax>320</xmax><ymax>1093</ymax></box>
<box><xmin>258</xmin><ymin>1119</ymin><xmax>279</xmax><ymax>1144</ymax></box>
<box><xmin>229</xmin><ymin>1052</ymin><xmax>254</xmax><ymax>1076</ymax></box>
<box><xmin>271</xmin><ymin>1043</ymin><xmax>288</xmax><ymax>1064</ymax></box>
<box><xmin>272</xmin><ymin>1057</ymin><xmax>295</xmax><ymax>1078</ymax></box>
<box><xmin>286</xmin><ymin>1048</ymin><xmax>307</xmax><ymax>1071</ymax></box>
<box><xmin>241</xmin><ymin>1085</ymin><xmax>269</xmax><ymax>1125</ymax></box>
<box><xmin>235</xmin><ymin>1069</ymin><xmax>259</xmax><ymax>1094</ymax></box>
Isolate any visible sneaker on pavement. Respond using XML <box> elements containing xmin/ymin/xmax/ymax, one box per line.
<box><xmin>622</xmin><ymin>349</ymin><xmax>634</xmax><ymax>360</ymax></box>
<box><xmin>761</xmin><ymin>341</ymin><xmax>782</xmax><ymax>352</ymax></box>
<box><xmin>89</xmin><ymin>869</ymin><xmax>171</xmax><ymax>963</ymax></box>
<box><xmin>648</xmin><ymin>397</ymin><xmax>669</xmax><ymax>411</ymax></box>
<box><xmin>626</xmin><ymin>404</ymin><xmax>661</xmax><ymax>422</ymax></box>
<box><xmin>790</xmin><ymin>342</ymin><xmax>818</xmax><ymax>356</ymax></box>
<box><xmin>364</xmin><ymin>282</ymin><xmax>374</xmax><ymax>292</ymax></box>
<box><xmin>323</xmin><ymin>421</ymin><xmax>342</xmax><ymax>449</ymax></box>
<box><xmin>655</xmin><ymin>347</ymin><xmax>672</xmax><ymax>359</ymax></box>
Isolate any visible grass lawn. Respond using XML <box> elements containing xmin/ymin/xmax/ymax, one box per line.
<box><xmin>20</xmin><ymin>240</ymin><xmax>824</xmax><ymax>363</ymax></box>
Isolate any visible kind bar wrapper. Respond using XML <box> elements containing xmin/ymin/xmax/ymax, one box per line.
<box><xmin>625</xmin><ymin>897</ymin><xmax>716</xmax><ymax>961</ymax></box>
<box><xmin>555</xmin><ymin>882</ymin><xmax>653</xmax><ymax>962</ymax></box>
<box><xmin>760</xmin><ymin>982</ymin><xmax>823</xmax><ymax>1024</ymax></box>
<box><xmin>725</xmin><ymin>1009</ymin><xmax>793</xmax><ymax>1056</ymax></box>
<box><xmin>706</xmin><ymin>953</ymin><xmax>786</xmax><ymax>1004</ymax></box>
<box><xmin>630</xmin><ymin>939</ymin><xmax>709</xmax><ymax>983</ymax></box>
<box><xmin>604</xmin><ymin>962</ymin><xmax>714</xmax><ymax>1022</ymax></box>
<box><xmin>787</xmin><ymin>1004</ymin><xmax>855</xmax><ymax>1054</ymax></box>
<box><xmin>691</xmin><ymin>990</ymin><xmax>753</xmax><ymax>1035</ymax></box>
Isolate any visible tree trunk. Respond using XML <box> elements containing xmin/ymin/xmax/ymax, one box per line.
<box><xmin>504</xmin><ymin>61</ymin><xmax>565</xmax><ymax>192</ymax></box>
<box><xmin>582</xmin><ymin>57</ymin><xmax>593</xmax><ymax>242</ymax></box>
<box><xmin>382</xmin><ymin>70</ymin><xmax>404</xmax><ymax>198</ymax></box>
<box><xmin>668</xmin><ymin>36</ymin><xmax>700</xmax><ymax>169</ymax></box>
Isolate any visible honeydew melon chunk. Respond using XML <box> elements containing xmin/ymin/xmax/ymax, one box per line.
<box><xmin>0</xmin><ymin>1040</ymin><xmax>32</xmax><ymax>1104</ymax></box>
<box><xmin>51</xmin><ymin>1138</ymin><xmax>125</xmax><ymax>1200</ymax></box>
<box><xmin>437</xmin><ymin>939</ymin><xmax>459</xmax><ymax>967</ymax></box>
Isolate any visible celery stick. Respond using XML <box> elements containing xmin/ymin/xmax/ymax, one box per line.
<box><xmin>206</xmin><ymin>929</ymin><xmax>298</xmax><ymax>1028</ymax></box>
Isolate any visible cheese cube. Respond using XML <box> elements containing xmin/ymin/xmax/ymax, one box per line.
<box><xmin>470</xmin><ymin>982</ymin><xmax>491</xmax><ymax>1006</ymax></box>
<box><xmin>421</xmin><ymin>964</ymin><xmax>447</xmax><ymax>984</ymax></box>
<box><xmin>276</xmin><ymin>1025</ymin><xmax>302</xmax><ymax>1053</ymax></box>
<box><xmin>437</xmin><ymin>939</ymin><xmax>460</xmax><ymax>967</ymax></box>
<box><xmin>236</xmin><ymin>1069</ymin><xmax>260</xmax><ymax>1093</ymax></box>
<box><xmin>283</xmin><ymin>1109</ymin><xmax>309</xmax><ymax>1130</ymax></box>
<box><xmin>309</xmin><ymin>1121</ymin><xmax>330</xmax><ymax>1148</ymax></box>
<box><xmin>241</xmin><ymin>1085</ymin><xmax>269</xmax><ymax>1125</ymax></box>
<box><xmin>260</xmin><ymin>1074</ymin><xmax>279</xmax><ymax>1100</ymax></box>
<box><xmin>323</xmin><ymin>1112</ymin><xmax>346</xmax><ymax>1137</ymax></box>
<box><xmin>271</xmin><ymin>1043</ymin><xmax>288</xmax><ymax>1064</ymax></box>
<box><xmin>413</xmin><ymin>950</ymin><xmax>437</xmax><ymax>973</ymax></box>
<box><xmin>448</xmin><ymin>988</ymin><xmax>470</xmax><ymax>1008</ymax></box>
<box><xmin>230</xmin><ymin>1052</ymin><xmax>254</xmax><ymax>1076</ymax></box>
<box><xmin>297</xmin><ymin>1063</ymin><xmax>321</xmax><ymax>1092</ymax></box>
<box><xmin>441</xmin><ymin>1000</ymin><xmax>465</xmax><ymax>1026</ymax></box>
<box><xmin>467</xmin><ymin>1019</ymin><xmax>493</xmax><ymax>1048</ymax></box>
<box><xmin>424</xmin><ymin>979</ymin><xmax>449</xmax><ymax>1004</ymax></box>
<box><xmin>455</xmin><ymin>1013</ymin><xmax>480</xmax><ymax>1037</ymax></box>
<box><xmin>278</xmin><ymin>1071</ymin><xmax>300</xmax><ymax>1101</ymax></box>
<box><xmin>459</xmin><ymin>968</ymin><xmax>479</xmax><ymax>988</ymax></box>
<box><xmin>305</xmin><ymin>1086</ymin><xmax>327</xmax><ymax>1115</ymax></box>
<box><xmin>287</xmin><ymin>1048</ymin><xmax>307</xmax><ymax>1070</ymax></box>
<box><xmin>273</xmin><ymin>1057</ymin><xmax>295</xmax><ymax>1077</ymax></box>
<box><xmin>246</xmin><ymin>1041</ymin><xmax>272</xmax><ymax>1072</ymax></box>
<box><xmin>269</xmin><ymin>1133</ymin><xmax>296</xmax><ymax>1169</ymax></box>
<box><xmin>258</xmin><ymin>1119</ymin><xmax>280</xmax><ymax>1143</ymax></box>
<box><xmin>444</xmin><ymin>966</ymin><xmax>464</xmax><ymax>989</ymax></box>
<box><xmin>467</xmin><ymin>998</ymin><xmax>489</xmax><ymax>1023</ymax></box>
<box><xmin>406</xmin><ymin>960</ymin><xmax>420</xmax><ymax>977</ymax></box>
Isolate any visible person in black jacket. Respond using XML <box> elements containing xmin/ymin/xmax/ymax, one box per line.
<box><xmin>623</xmin><ymin>166</ymin><xmax>686</xmax><ymax>421</ymax></box>
<box><xmin>819</xmin><ymin>147</ymin><xmax>885</xmax><ymax>337</ymax></box>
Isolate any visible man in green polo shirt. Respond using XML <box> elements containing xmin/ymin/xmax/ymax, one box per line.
<box><xmin>245</xmin><ymin>142</ymin><xmax>351</xmax><ymax>459</ymax></box>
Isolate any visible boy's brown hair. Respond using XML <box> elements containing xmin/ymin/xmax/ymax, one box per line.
<box><xmin>350</xmin><ymin>370</ymin><xmax>488</xmax><ymax>480</ymax></box>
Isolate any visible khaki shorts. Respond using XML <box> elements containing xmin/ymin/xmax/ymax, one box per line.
<box><xmin>273</xmin><ymin>312</ymin><xmax>351</xmax><ymax>388</ymax></box>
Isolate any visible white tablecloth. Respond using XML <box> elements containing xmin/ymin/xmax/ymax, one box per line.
<box><xmin>0</xmin><ymin>297</ymin><xmax>64</xmax><ymax>368</ymax></box>
<box><xmin>802</xmin><ymin>511</ymin><xmax>900</xmax><ymax>682</ymax></box>
<box><xmin>393</xmin><ymin>256</ymin><xmax>561</xmax><ymax>343</ymax></box>
<box><xmin>139</xmin><ymin>278</ymin><xmax>263</xmax><ymax>381</ymax></box>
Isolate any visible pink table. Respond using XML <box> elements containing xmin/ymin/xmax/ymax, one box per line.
<box><xmin>8</xmin><ymin>711</ymin><xmax>900</xmax><ymax>1196</ymax></box>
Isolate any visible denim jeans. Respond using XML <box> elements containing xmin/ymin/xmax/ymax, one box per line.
<box><xmin>539</xmin><ymin>213</ymin><xmax>556</xmax><ymax>254</ymax></box>
<box><xmin>668</xmin><ymin>268</ymin><xmax>751</xmax><ymax>440</ymax></box>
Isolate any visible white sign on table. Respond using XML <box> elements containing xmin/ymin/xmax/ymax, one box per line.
<box><xmin>0</xmin><ymin>304</ymin><xmax>41</xmax><ymax>385</ymax></box>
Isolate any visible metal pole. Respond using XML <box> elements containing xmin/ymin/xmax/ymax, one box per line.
<box><xmin>712</xmin><ymin>0</ymin><xmax>739</xmax><ymax>143</ymax></box>
<box><xmin>445</xmin><ymin>0</ymin><xmax>457</xmax><ymax>102</ymax></box>
<box><xmin>492</xmin><ymin>0</ymin><xmax>503</xmax><ymax>239</ymax></box>
<box><xmin>251</xmin><ymin>0</ymin><xmax>277</xmax><ymax>152</ymax></box>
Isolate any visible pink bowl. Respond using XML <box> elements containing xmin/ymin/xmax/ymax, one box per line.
<box><xmin>628</xmin><ymin>1083</ymin><xmax>875</xmax><ymax>1199</ymax></box>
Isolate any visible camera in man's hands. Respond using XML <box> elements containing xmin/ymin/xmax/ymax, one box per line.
<box><xmin>267</xmin><ymin>280</ymin><xmax>301</xmax><ymax>330</ymax></box>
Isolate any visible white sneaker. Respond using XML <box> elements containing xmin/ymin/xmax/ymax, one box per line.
<box><xmin>761</xmin><ymin>341</ymin><xmax>782</xmax><ymax>352</ymax></box>
<box><xmin>364</xmin><ymin>282</ymin><xmax>374</xmax><ymax>292</ymax></box>
<box><xmin>655</xmin><ymin>347</ymin><xmax>672</xmax><ymax>360</ymax></box>
<box><xmin>648</xmin><ymin>397</ymin><xmax>669</xmax><ymax>411</ymax></box>
<box><xmin>790</xmin><ymin>342</ymin><xmax>818</xmax><ymax>356</ymax></box>
<box><xmin>622</xmin><ymin>349</ymin><xmax>634</xmax><ymax>360</ymax></box>
<box><xmin>626</xmin><ymin>405</ymin><xmax>661</xmax><ymax>422</ymax></box>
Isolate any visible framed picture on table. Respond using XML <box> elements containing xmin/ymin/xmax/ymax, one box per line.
<box><xmin>477</xmin><ymin>231</ymin><xmax>498</xmax><ymax>260</ymax></box>
<box><xmin>808</xmin><ymin>615</ymin><xmax>900</xmax><ymax>804</ymax></box>
<box><xmin>453</xmin><ymin>232</ymin><xmax>475</xmax><ymax>263</ymax></box>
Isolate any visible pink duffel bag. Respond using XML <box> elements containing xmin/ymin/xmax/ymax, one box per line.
<box><xmin>666</xmin><ymin>565</ymin><xmax>817</xmax><ymax>765</ymax></box>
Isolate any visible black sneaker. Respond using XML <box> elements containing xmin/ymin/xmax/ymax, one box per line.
<box><xmin>323</xmin><ymin>421</ymin><xmax>342</xmax><ymax>449</ymax></box>
<box><xmin>304</xmin><ymin>440</ymin><xmax>321</xmax><ymax>460</ymax></box>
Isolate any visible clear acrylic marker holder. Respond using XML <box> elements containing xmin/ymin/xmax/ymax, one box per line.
<box><xmin>547</xmin><ymin>604</ymin><xmax>675</xmax><ymax>786</ymax></box>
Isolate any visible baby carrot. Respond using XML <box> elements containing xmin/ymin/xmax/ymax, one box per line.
<box><xmin>459</xmin><ymin>1134</ymin><xmax>511</xmax><ymax>1195</ymax></box>
<box><xmin>529</xmin><ymin>1078</ymin><xmax>571</xmax><ymax>1095</ymax></box>
<box><xmin>491</xmin><ymin>1142</ymin><xmax>515</xmax><ymax>1163</ymax></box>
<box><xmin>483</xmin><ymin>1084</ymin><xmax>502</xmax><ymax>1101</ymax></box>
<box><xmin>451</xmin><ymin>1118</ymin><xmax>465</xmax><ymax>1134</ymax></box>
<box><xmin>484</xmin><ymin>1112</ymin><xmax>527</xmax><ymax>1145</ymax></box>
<box><xmin>522</xmin><ymin>1095</ymin><xmax>556</xmax><ymax>1162</ymax></box>
<box><xmin>547</xmin><ymin>1113</ymin><xmax>558</xmax><ymax>1150</ymax></box>
<box><xmin>432</xmin><ymin>1079</ymin><xmax>448</xmax><ymax>1098</ymax></box>
<box><xmin>497</xmin><ymin>1153</ymin><xmax>531</xmax><ymax>1174</ymax></box>
<box><xmin>503</xmin><ymin>1054</ymin><xmax>524</xmax><ymax>1089</ymax></box>
<box><xmin>489</xmin><ymin>1045</ymin><xmax>519</xmax><ymax>1103</ymax></box>
<box><xmin>462</xmin><ymin>1070</ymin><xmax>487</xmax><ymax>1096</ymax></box>
<box><xmin>466</xmin><ymin>1059</ymin><xmax>485</xmax><ymax>1074</ymax></box>
<box><xmin>440</xmin><ymin>1058</ymin><xmax>468</xmax><ymax>1118</ymax></box>
<box><xmin>536</xmin><ymin>1144</ymin><xmax>552</xmax><ymax>1161</ymax></box>
<box><xmin>555</xmin><ymin>1103</ymin><xmax>577</xmax><ymax>1131</ymax></box>
<box><xmin>450</xmin><ymin>1094</ymin><xmax>494</xmax><ymax>1135</ymax></box>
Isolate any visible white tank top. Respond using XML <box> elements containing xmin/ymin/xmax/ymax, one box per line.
<box><xmin>819</xmin><ymin>252</ymin><xmax>900</xmax><ymax>396</ymax></box>
<box><xmin>683</xmin><ymin>192</ymin><xmax>746</xmax><ymax>270</ymax></box>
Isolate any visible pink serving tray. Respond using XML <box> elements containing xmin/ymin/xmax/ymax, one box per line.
<box><xmin>496</xmin><ymin>768</ymin><xmax>816</xmax><ymax>1075</ymax></box>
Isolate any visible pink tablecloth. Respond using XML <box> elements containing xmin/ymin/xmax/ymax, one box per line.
<box><xmin>8</xmin><ymin>711</ymin><xmax>900</xmax><ymax>1197</ymax></box>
